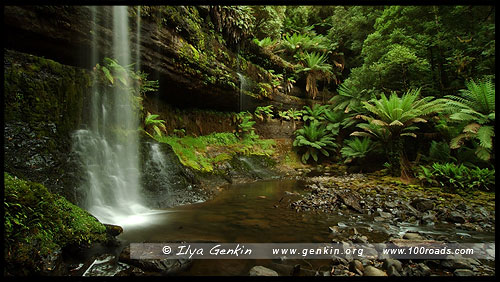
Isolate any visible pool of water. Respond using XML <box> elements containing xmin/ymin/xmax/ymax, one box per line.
<box><xmin>115</xmin><ymin>179</ymin><xmax>495</xmax><ymax>275</ymax></box>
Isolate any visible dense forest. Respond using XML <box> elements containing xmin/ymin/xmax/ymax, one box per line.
<box><xmin>3</xmin><ymin>5</ymin><xmax>495</xmax><ymax>277</ymax></box>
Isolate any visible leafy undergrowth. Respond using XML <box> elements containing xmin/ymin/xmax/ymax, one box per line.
<box><xmin>4</xmin><ymin>173</ymin><xmax>107</xmax><ymax>275</ymax></box>
<box><xmin>156</xmin><ymin>132</ymin><xmax>276</xmax><ymax>173</ymax></box>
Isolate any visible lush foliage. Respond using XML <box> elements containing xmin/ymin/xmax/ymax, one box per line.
<box><xmin>352</xmin><ymin>89</ymin><xmax>444</xmax><ymax>176</ymax></box>
<box><xmin>298</xmin><ymin>52</ymin><xmax>335</xmax><ymax>99</ymax></box>
<box><xmin>418</xmin><ymin>163</ymin><xmax>495</xmax><ymax>192</ymax></box>
<box><xmin>301</xmin><ymin>104</ymin><xmax>327</xmax><ymax>122</ymax></box>
<box><xmin>293</xmin><ymin>120</ymin><xmax>337</xmax><ymax>163</ymax></box>
<box><xmin>144</xmin><ymin>112</ymin><xmax>167</xmax><ymax>138</ymax></box>
<box><xmin>4</xmin><ymin>173</ymin><xmax>106</xmax><ymax>274</ymax></box>
<box><xmin>343</xmin><ymin>6</ymin><xmax>495</xmax><ymax>96</ymax></box>
<box><xmin>254</xmin><ymin>105</ymin><xmax>274</xmax><ymax>121</ymax></box>
<box><xmin>210</xmin><ymin>6</ymin><xmax>255</xmax><ymax>46</ymax></box>
<box><xmin>444</xmin><ymin>78</ymin><xmax>495</xmax><ymax>161</ymax></box>
<box><xmin>340</xmin><ymin>137</ymin><xmax>379</xmax><ymax>164</ymax></box>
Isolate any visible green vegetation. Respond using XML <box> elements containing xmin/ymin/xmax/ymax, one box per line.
<box><xmin>298</xmin><ymin>52</ymin><xmax>334</xmax><ymax>100</ymax></box>
<box><xmin>144</xmin><ymin>112</ymin><xmax>167</xmax><ymax>138</ymax></box>
<box><xmin>301</xmin><ymin>104</ymin><xmax>327</xmax><ymax>122</ymax></box>
<box><xmin>418</xmin><ymin>163</ymin><xmax>495</xmax><ymax>193</ymax></box>
<box><xmin>4</xmin><ymin>173</ymin><xmax>107</xmax><ymax>274</ymax></box>
<box><xmin>444</xmin><ymin>79</ymin><xmax>495</xmax><ymax>161</ymax></box>
<box><xmin>253</xmin><ymin>105</ymin><xmax>274</xmax><ymax>121</ymax></box>
<box><xmin>340</xmin><ymin>137</ymin><xmax>379</xmax><ymax>164</ymax></box>
<box><xmin>156</xmin><ymin>132</ymin><xmax>275</xmax><ymax>173</ymax></box>
<box><xmin>293</xmin><ymin>120</ymin><xmax>337</xmax><ymax>163</ymax></box>
<box><xmin>351</xmin><ymin>89</ymin><xmax>444</xmax><ymax>177</ymax></box>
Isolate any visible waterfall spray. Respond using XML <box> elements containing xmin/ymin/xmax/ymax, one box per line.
<box><xmin>72</xmin><ymin>6</ymin><xmax>149</xmax><ymax>227</ymax></box>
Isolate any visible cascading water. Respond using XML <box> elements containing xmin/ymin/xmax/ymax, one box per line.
<box><xmin>237</xmin><ymin>72</ymin><xmax>248</xmax><ymax>112</ymax></box>
<box><xmin>72</xmin><ymin>6</ymin><xmax>150</xmax><ymax>227</ymax></box>
<box><xmin>135</xmin><ymin>6</ymin><xmax>141</xmax><ymax>73</ymax></box>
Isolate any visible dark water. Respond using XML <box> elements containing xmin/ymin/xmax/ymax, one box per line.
<box><xmin>114</xmin><ymin>179</ymin><xmax>494</xmax><ymax>275</ymax></box>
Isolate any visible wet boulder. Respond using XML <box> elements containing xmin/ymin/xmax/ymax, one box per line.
<box><xmin>363</xmin><ymin>266</ymin><xmax>387</xmax><ymax>276</ymax></box>
<box><xmin>410</xmin><ymin>198</ymin><xmax>435</xmax><ymax>212</ymax></box>
<box><xmin>249</xmin><ymin>266</ymin><xmax>279</xmax><ymax>276</ymax></box>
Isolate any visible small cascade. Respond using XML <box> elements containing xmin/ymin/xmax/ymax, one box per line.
<box><xmin>237</xmin><ymin>155</ymin><xmax>276</xmax><ymax>179</ymax></box>
<box><xmin>149</xmin><ymin>143</ymin><xmax>167</xmax><ymax>170</ymax></box>
<box><xmin>237</xmin><ymin>72</ymin><xmax>248</xmax><ymax>112</ymax></box>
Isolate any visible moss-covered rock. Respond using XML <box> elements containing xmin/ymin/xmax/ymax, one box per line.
<box><xmin>4</xmin><ymin>49</ymin><xmax>91</xmax><ymax>135</ymax></box>
<box><xmin>4</xmin><ymin>173</ymin><xmax>107</xmax><ymax>276</ymax></box>
<box><xmin>4</xmin><ymin>49</ymin><xmax>92</xmax><ymax>204</ymax></box>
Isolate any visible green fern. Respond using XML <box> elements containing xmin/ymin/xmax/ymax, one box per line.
<box><xmin>144</xmin><ymin>112</ymin><xmax>167</xmax><ymax>138</ymax></box>
<box><xmin>424</xmin><ymin>140</ymin><xmax>457</xmax><ymax>164</ymax></box>
<box><xmin>330</xmin><ymin>83</ymin><xmax>371</xmax><ymax>114</ymax></box>
<box><xmin>322</xmin><ymin>108</ymin><xmax>356</xmax><ymax>136</ymax></box>
<box><xmin>444</xmin><ymin>78</ymin><xmax>495</xmax><ymax>160</ymax></box>
<box><xmin>351</xmin><ymin>88</ymin><xmax>444</xmax><ymax>176</ymax></box>
<box><xmin>293</xmin><ymin>120</ymin><xmax>337</xmax><ymax>163</ymax></box>
<box><xmin>340</xmin><ymin>137</ymin><xmax>379</xmax><ymax>164</ymax></box>
<box><xmin>418</xmin><ymin>163</ymin><xmax>495</xmax><ymax>192</ymax></box>
<box><xmin>254</xmin><ymin>105</ymin><xmax>274</xmax><ymax>121</ymax></box>
<box><xmin>302</xmin><ymin>104</ymin><xmax>328</xmax><ymax>123</ymax></box>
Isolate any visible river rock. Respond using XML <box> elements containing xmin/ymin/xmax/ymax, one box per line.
<box><xmin>454</xmin><ymin>269</ymin><xmax>474</xmax><ymax>276</ymax></box>
<box><xmin>403</xmin><ymin>232</ymin><xmax>423</xmax><ymax>240</ymax></box>
<box><xmin>39</xmin><ymin>248</ymin><xmax>64</xmax><ymax>275</ymax></box>
<box><xmin>104</xmin><ymin>224</ymin><xmax>123</xmax><ymax>237</ymax></box>
<box><xmin>403</xmin><ymin>202</ymin><xmax>421</xmax><ymax>217</ymax></box>
<box><xmin>249</xmin><ymin>266</ymin><xmax>279</xmax><ymax>276</ymax></box>
<box><xmin>329</xmin><ymin>226</ymin><xmax>340</xmax><ymax>234</ymax></box>
<box><xmin>336</xmin><ymin>190</ymin><xmax>362</xmax><ymax>213</ymax></box>
<box><xmin>413</xmin><ymin>263</ymin><xmax>431</xmax><ymax>276</ymax></box>
<box><xmin>441</xmin><ymin>258</ymin><xmax>475</xmax><ymax>270</ymax></box>
<box><xmin>447</xmin><ymin>211</ymin><xmax>466</xmax><ymax>224</ymax></box>
<box><xmin>375</xmin><ymin>211</ymin><xmax>393</xmax><ymax>218</ymax></box>
<box><xmin>386</xmin><ymin>265</ymin><xmax>401</xmax><ymax>276</ymax></box>
<box><xmin>115</xmin><ymin>265</ymin><xmax>146</xmax><ymax>276</ymax></box>
<box><xmin>363</xmin><ymin>266</ymin><xmax>387</xmax><ymax>276</ymax></box>
<box><xmin>411</xmin><ymin>199</ymin><xmax>435</xmax><ymax>212</ymax></box>
<box><xmin>421</xmin><ymin>211</ymin><xmax>437</xmax><ymax>225</ymax></box>
<box><xmin>382</xmin><ymin>258</ymin><xmax>402</xmax><ymax>272</ymax></box>
<box><xmin>349</xmin><ymin>260</ymin><xmax>364</xmax><ymax>275</ymax></box>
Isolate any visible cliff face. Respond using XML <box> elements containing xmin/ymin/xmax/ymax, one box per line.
<box><xmin>3</xmin><ymin>5</ymin><xmax>308</xmax><ymax>205</ymax></box>
<box><xmin>4</xmin><ymin>6</ymin><xmax>305</xmax><ymax>112</ymax></box>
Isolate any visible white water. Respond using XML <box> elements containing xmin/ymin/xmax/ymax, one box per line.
<box><xmin>237</xmin><ymin>72</ymin><xmax>247</xmax><ymax>112</ymax></box>
<box><xmin>150</xmin><ymin>143</ymin><xmax>167</xmax><ymax>169</ymax></box>
<box><xmin>72</xmin><ymin>6</ymin><xmax>151</xmax><ymax>227</ymax></box>
<box><xmin>135</xmin><ymin>6</ymin><xmax>141</xmax><ymax>72</ymax></box>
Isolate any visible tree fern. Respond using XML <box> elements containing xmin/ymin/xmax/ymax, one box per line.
<box><xmin>297</xmin><ymin>52</ymin><xmax>334</xmax><ymax>99</ymax></box>
<box><xmin>329</xmin><ymin>83</ymin><xmax>370</xmax><ymax>114</ymax></box>
<box><xmin>444</xmin><ymin>78</ymin><xmax>495</xmax><ymax>160</ymax></box>
<box><xmin>351</xmin><ymin>88</ymin><xmax>444</xmax><ymax>177</ymax></box>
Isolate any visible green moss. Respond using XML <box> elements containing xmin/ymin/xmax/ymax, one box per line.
<box><xmin>4</xmin><ymin>49</ymin><xmax>91</xmax><ymax>138</ymax></box>
<box><xmin>156</xmin><ymin>132</ymin><xmax>276</xmax><ymax>173</ymax></box>
<box><xmin>4</xmin><ymin>173</ymin><xmax>107</xmax><ymax>274</ymax></box>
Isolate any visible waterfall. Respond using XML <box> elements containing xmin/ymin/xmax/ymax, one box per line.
<box><xmin>72</xmin><ymin>6</ymin><xmax>149</xmax><ymax>227</ymax></box>
<box><xmin>237</xmin><ymin>73</ymin><xmax>247</xmax><ymax>112</ymax></box>
<box><xmin>135</xmin><ymin>6</ymin><xmax>141</xmax><ymax>72</ymax></box>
